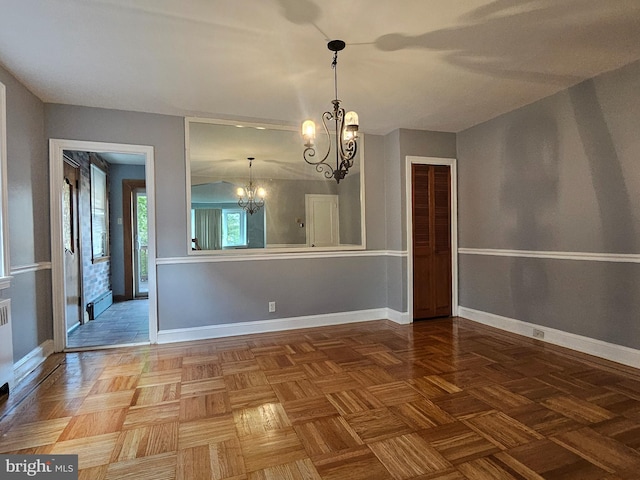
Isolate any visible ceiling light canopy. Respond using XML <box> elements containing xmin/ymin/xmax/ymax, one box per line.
<box><xmin>302</xmin><ymin>40</ymin><xmax>359</xmax><ymax>184</ymax></box>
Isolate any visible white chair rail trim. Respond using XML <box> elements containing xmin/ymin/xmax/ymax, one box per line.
<box><xmin>156</xmin><ymin>249</ymin><xmax>407</xmax><ymax>265</ymax></box>
<box><xmin>459</xmin><ymin>247</ymin><xmax>640</xmax><ymax>263</ymax></box>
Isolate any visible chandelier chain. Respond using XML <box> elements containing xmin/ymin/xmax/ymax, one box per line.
<box><xmin>332</xmin><ymin>50</ymin><xmax>339</xmax><ymax>101</ymax></box>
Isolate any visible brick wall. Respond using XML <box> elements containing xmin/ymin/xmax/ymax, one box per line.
<box><xmin>64</xmin><ymin>151</ymin><xmax>111</xmax><ymax>310</ymax></box>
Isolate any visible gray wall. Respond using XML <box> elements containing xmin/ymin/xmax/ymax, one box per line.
<box><xmin>45</xmin><ymin>104</ymin><xmax>186</xmax><ymax>259</ymax></box>
<box><xmin>383</xmin><ymin>128</ymin><xmax>457</xmax><ymax>313</ymax></box>
<box><xmin>4</xmin><ymin>52</ymin><xmax>638</xmax><ymax>361</ymax></box>
<box><xmin>158</xmin><ymin>256</ymin><xmax>387</xmax><ymax>328</ymax></box>
<box><xmin>263</xmin><ymin>178</ymin><xmax>337</xmax><ymax>246</ymax></box>
<box><xmin>363</xmin><ymin>134</ymin><xmax>387</xmax><ymax>252</ymax></box>
<box><xmin>0</xmin><ymin>64</ymin><xmax>52</xmax><ymax>361</ymax></box>
<box><xmin>109</xmin><ymin>163</ymin><xmax>146</xmax><ymax>298</ymax></box>
<box><xmin>457</xmin><ymin>59</ymin><xmax>640</xmax><ymax>349</ymax></box>
<box><xmin>44</xmin><ymin>105</ymin><xmax>393</xmax><ymax>331</ymax></box>
<box><xmin>338</xmin><ymin>173</ymin><xmax>361</xmax><ymax>245</ymax></box>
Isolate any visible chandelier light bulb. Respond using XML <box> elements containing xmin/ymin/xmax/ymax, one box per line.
<box><xmin>345</xmin><ymin>111</ymin><xmax>359</xmax><ymax>131</ymax></box>
<box><xmin>302</xmin><ymin>120</ymin><xmax>316</xmax><ymax>147</ymax></box>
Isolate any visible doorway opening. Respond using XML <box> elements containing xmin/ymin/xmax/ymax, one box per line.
<box><xmin>122</xmin><ymin>179</ymin><xmax>148</xmax><ymax>300</ymax></box>
<box><xmin>134</xmin><ymin>189</ymin><xmax>148</xmax><ymax>298</ymax></box>
<box><xmin>50</xmin><ymin>140</ymin><xmax>157</xmax><ymax>351</ymax></box>
<box><xmin>63</xmin><ymin>150</ymin><xmax>148</xmax><ymax>348</ymax></box>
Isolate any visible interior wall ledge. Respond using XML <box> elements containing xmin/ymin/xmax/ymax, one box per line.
<box><xmin>156</xmin><ymin>249</ymin><xmax>407</xmax><ymax>265</ymax></box>
<box><xmin>458</xmin><ymin>248</ymin><xmax>640</xmax><ymax>264</ymax></box>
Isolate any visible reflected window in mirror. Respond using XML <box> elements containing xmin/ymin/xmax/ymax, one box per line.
<box><xmin>186</xmin><ymin>118</ymin><xmax>365</xmax><ymax>254</ymax></box>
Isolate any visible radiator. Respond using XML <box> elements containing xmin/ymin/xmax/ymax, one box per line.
<box><xmin>87</xmin><ymin>290</ymin><xmax>113</xmax><ymax>320</ymax></box>
<box><xmin>0</xmin><ymin>299</ymin><xmax>13</xmax><ymax>394</ymax></box>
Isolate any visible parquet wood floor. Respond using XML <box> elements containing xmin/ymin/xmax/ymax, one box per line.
<box><xmin>2</xmin><ymin>317</ymin><xmax>640</xmax><ymax>479</ymax></box>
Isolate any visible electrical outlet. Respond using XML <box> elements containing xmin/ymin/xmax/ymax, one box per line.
<box><xmin>533</xmin><ymin>328</ymin><xmax>545</xmax><ymax>339</ymax></box>
<box><xmin>268</xmin><ymin>301</ymin><xmax>276</xmax><ymax>313</ymax></box>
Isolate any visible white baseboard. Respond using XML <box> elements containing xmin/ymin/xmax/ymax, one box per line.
<box><xmin>158</xmin><ymin>309</ymin><xmax>408</xmax><ymax>344</ymax></box>
<box><xmin>386</xmin><ymin>309</ymin><xmax>412</xmax><ymax>325</ymax></box>
<box><xmin>14</xmin><ymin>339</ymin><xmax>54</xmax><ymax>384</ymax></box>
<box><xmin>458</xmin><ymin>306</ymin><xmax>640</xmax><ymax>369</ymax></box>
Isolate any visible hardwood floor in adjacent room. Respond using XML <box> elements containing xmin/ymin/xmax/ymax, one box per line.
<box><xmin>2</xmin><ymin>317</ymin><xmax>640</xmax><ymax>479</ymax></box>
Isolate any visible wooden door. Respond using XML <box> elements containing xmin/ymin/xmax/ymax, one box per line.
<box><xmin>63</xmin><ymin>161</ymin><xmax>82</xmax><ymax>331</ymax></box>
<box><xmin>305</xmin><ymin>194</ymin><xmax>340</xmax><ymax>247</ymax></box>
<box><xmin>412</xmin><ymin>164</ymin><xmax>452</xmax><ymax>319</ymax></box>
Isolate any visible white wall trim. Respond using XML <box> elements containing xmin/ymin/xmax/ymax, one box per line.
<box><xmin>0</xmin><ymin>82</ymin><xmax>10</xmax><ymax>282</ymax></box>
<box><xmin>385</xmin><ymin>250</ymin><xmax>408</xmax><ymax>258</ymax></box>
<box><xmin>459</xmin><ymin>306</ymin><xmax>640</xmax><ymax>369</ymax></box>
<box><xmin>13</xmin><ymin>339</ymin><xmax>54</xmax><ymax>385</ymax></box>
<box><xmin>158</xmin><ymin>308</ymin><xmax>407</xmax><ymax>344</ymax></box>
<box><xmin>405</xmin><ymin>156</ymin><xmax>459</xmax><ymax>319</ymax></box>
<box><xmin>50</xmin><ymin>139</ymin><xmax>158</xmax><ymax>351</ymax></box>
<box><xmin>10</xmin><ymin>262</ymin><xmax>52</xmax><ymax>275</ymax></box>
<box><xmin>459</xmin><ymin>247</ymin><xmax>640</xmax><ymax>264</ymax></box>
<box><xmin>0</xmin><ymin>275</ymin><xmax>12</xmax><ymax>290</ymax></box>
<box><xmin>156</xmin><ymin>249</ymin><xmax>407</xmax><ymax>265</ymax></box>
<box><xmin>385</xmin><ymin>308</ymin><xmax>412</xmax><ymax>325</ymax></box>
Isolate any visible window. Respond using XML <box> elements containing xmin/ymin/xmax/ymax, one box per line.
<box><xmin>222</xmin><ymin>209</ymin><xmax>246</xmax><ymax>247</ymax></box>
<box><xmin>190</xmin><ymin>207</ymin><xmax>247</xmax><ymax>250</ymax></box>
<box><xmin>90</xmin><ymin>163</ymin><xmax>109</xmax><ymax>261</ymax></box>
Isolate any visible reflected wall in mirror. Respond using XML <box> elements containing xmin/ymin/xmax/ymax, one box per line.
<box><xmin>186</xmin><ymin>118</ymin><xmax>364</xmax><ymax>252</ymax></box>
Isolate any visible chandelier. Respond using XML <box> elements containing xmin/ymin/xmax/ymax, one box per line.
<box><xmin>302</xmin><ymin>40</ymin><xmax>359</xmax><ymax>184</ymax></box>
<box><xmin>236</xmin><ymin>157</ymin><xmax>265</xmax><ymax>215</ymax></box>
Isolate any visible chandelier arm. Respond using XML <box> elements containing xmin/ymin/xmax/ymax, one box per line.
<box><xmin>340</xmin><ymin>132</ymin><xmax>357</xmax><ymax>174</ymax></box>
<box><xmin>303</xmin><ymin>147</ymin><xmax>334</xmax><ymax>179</ymax></box>
<box><xmin>303</xmin><ymin>109</ymin><xmax>337</xmax><ymax>180</ymax></box>
<box><xmin>335</xmin><ymin>104</ymin><xmax>349</xmax><ymax>163</ymax></box>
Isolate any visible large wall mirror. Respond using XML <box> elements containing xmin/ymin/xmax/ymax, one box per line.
<box><xmin>186</xmin><ymin>118</ymin><xmax>365</xmax><ymax>253</ymax></box>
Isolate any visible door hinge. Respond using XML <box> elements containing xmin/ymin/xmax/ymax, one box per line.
<box><xmin>78</xmin><ymin>297</ymin><xmax>82</xmax><ymax>307</ymax></box>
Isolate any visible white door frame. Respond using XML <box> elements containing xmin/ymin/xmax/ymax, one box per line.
<box><xmin>49</xmin><ymin>139</ymin><xmax>158</xmax><ymax>351</ymax></box>
<box><xmin>405</xmin><ymin>156</ymin><xmax>459</xmax><ymax>320</ymax></box>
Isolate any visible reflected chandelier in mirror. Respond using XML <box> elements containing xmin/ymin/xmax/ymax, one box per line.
<box><xmin>186</xmin><ymin>118</ymin><xmax>365</xmax><ymax>254</ymax></box>
<box><xmin>236</xmin><ymin>157</ymin><xmax>266</xmax><ymax>215</ymax></box>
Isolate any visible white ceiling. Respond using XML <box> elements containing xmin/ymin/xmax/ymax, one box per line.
<box><xmin>2</xmin><ymin>0</ymin><xmax>640</xmax><ymax>134</ymax></box>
